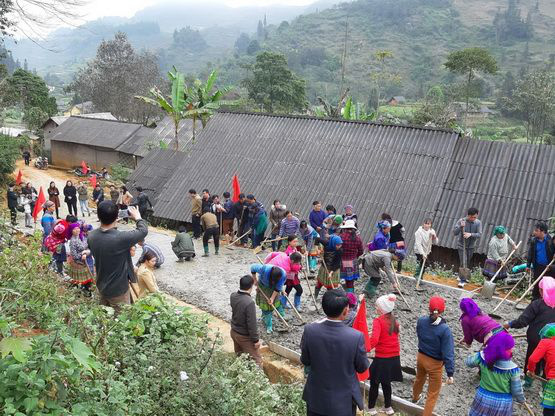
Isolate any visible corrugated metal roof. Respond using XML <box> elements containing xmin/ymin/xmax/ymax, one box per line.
<box><xmin>116</xmin><ymin>125</ymin><xmax>155</xmax><ymax>157</ymax></box>
<box><xmin>144</xmin><ymin>112</ymin><xmax>459</xmax><ymax>249</ymax></box>
<box><xmin>433</xmin><ymin>137</ymin><xmax>555</xmax><ymax>252</ymax></box>
<box><xmin>145</xmin><ymin>116</ymin><xmax>194</xmax><ymax>151</ymax></box>
<box><xmin>44</xmin><ymin>113</ymin><xmax>117</xmax><ymax>128</ymax></box>
<box><xmin>49</xmin><ymin>116</ymin><xmax>142</xmax><ymax>149</ymax></box>
<box><xmin>126</xmin><ymin>148</ymin><xmax>189</xmax><ymax>205</ymax></box>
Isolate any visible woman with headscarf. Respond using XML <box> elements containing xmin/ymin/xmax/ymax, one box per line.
<box><xmin>342</xmin><ymin>204</ymin><xmax>358</xmax><ymax>227</ymax></box>
<box><xmin>44</xmin><ymin>220</ymin><xmax>69</xmax><ymax>276</ymax></box>
<box><xmin>250</xmin><ymin>263</ymin><xmax>287</xmax><ymax>334</ymax></box>
<box><xmin>67</xmin><ymin>221</ymin><xmax>94</xmax><ymax>294</ymax></box>
<box><xmin>484</xmin><ymin>226</ymin><xmax>517</xmax><ymax>281</ymax></box>
<box><xmin>300</xmin><ymin>220</ymin><xmax>319</xmax><ymax>273</ymax></box>
<box><xmin>413</xmin><ymin>296</ymin><xmax>455</xmax><ymax>416</ymax></box>
<box><xmin>367</xmin><ymin>294</ymin><xmax>402</xmax><ymax>416</ymax></box>
<box><xmin>368</xmin><ymin>220</ymin><xmax>391</xmax><ymax>251</ymax></box>
<box><xmin>459</xmin><ymin>298</ymin><xmax>504</xmax><ymax>348</ymax></box>
<box><xmin>465</xmin><ymin>331</ymin><xmax>525</xmax><ymax>415</ymax></box>
<box><xmin>505</xmin><ymin>276</ymin><xmax>555</xmax><ymax>389</ymax></box>
<box><xmin>338</xmin><ymin>220</ymin><xmax>364</xmax><ymax>293</ymax></box>
<box><xmin>314</xmin><ymin>234</ymin><xmax>343</xmax><ymax>299</ymax></box>
<box><xmin>528</xmin><ymin>323</ymin><xmax>555</xmax><ymax>416</ymax></box>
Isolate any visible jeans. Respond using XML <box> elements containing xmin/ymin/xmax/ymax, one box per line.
<box><xmin>79</xmin><ymin>200</ymin><xmax>90</xmax><ymax>216</ymax></box>
<box><xmin>67</xmin><ymin>200</ymin><xmax>77</xmax><ymax>217</ymax></box>
<box><xmin>192</xmin><ymin>214</ymin><xmax>201</xmax><ymax>238</ymax></box>
<box><xmin>412</xmin><ymin>352</ymin><xmax>444</xmax><ymax>416</ymax></box>
<box><xmin>368</xmin><ymin>380</ymin><xmax>392</xmax><ymax>409</ymax></box>
<box><xmin>270</xmin><ymin>233</ymin><xmax>283</xmax><ymax>251</ymax></box>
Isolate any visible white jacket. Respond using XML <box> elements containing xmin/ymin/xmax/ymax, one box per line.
<box><xmin>414</xmin><ymin>226</ymin><xmax>438</xmax><ymax>256</ymax></box>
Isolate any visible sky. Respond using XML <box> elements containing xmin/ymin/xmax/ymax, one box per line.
<box><xmin>14</xmin><ymin>0</ymin><xmax>315</xmax><ymax>38</ymax></box>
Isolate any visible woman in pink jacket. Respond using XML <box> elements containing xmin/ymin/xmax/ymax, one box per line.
<box><xmin>265</xmin><ymin>251</ymin><xmax>303</xmax><ymax>310</ymax></box>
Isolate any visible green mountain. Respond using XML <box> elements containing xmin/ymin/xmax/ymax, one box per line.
<box><xmin>218</xmin><ymin>0</ymin><xmax>555</xmax><ymax>104</ymax></box>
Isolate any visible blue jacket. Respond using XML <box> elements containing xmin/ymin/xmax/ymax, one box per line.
<box><xmin>223</xmin><ymin>199</ymin><xmax>235</xmax><ymax>220</ymax></box>
<box><xmin>416</xmin><ymin>316</ymin><xmax>455</xmax><ymax>377</ymax></box>
<box><xmin>309</xmin><ymin>210</ymin><xmax>327</xmax><ymax>230</ymax></box>
<box><xmin>250</xmin><ymin>264</ymin><xmax>286</xmax><ymax>292</ymax></box>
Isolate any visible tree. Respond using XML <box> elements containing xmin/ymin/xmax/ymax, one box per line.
<box><xmin>257</xmin><ymin>20</ymin><xmax>264</xmax><ymax>40</ymax></box>
<box><xmin>234</xmin><ymin>33</ymin><xmax>251</xmax><ymax>55</ymax></box>
<box><xmin>246</xmin><ymin>40</ymin><xmax>261</xmax><ymax>56</ymax></box>
<box><xmin>505</xmin><ymin>70</ymin><xmax>555</xmax><ymax>144</ymax></box>
<box><xmin>412</xmin><ymin>85</ymin><xmax>455</xmax><ymax>128</ymax></box>
<box><xmin>172</xmin><ymin>27</ymin><xmax>208</xmax><ymax>53</ymax></box>
<box><xmin>243</xmin><ymin>51</ymin><xmax>307</xmax><ymax>114</ymax></box>
<box><xmin>23</xmin><ymin>106</ymin><xmax>47</xmax><ymax>130</ymax></box>
<box><xmin>444</xmin><ymin>47</ymin><xmax>498</xmax><ymax>123</ymax></box>
<box><xmin>68</xmin><ymin>32</ymin><xmax>163</xmax><ymax>124</ymax></box>
<box><xmin>369</xmin><ymin>50</ymin><xmax>400</xmax><ymax>116</ymax></box>
<box><xmin>136</xmin><ymin>67</ymin><xmax>232</xmax><ymax>149</ymax></box>
<box><xmin>2</xmin><ymin>68</ymin><xmax>57</xmax><ymax>119</ymax></box>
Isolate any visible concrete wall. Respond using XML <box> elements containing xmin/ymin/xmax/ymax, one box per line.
<box><xmin>51</xmin><ymin>141</ymin><xmax>121</xmax><ymax>170</ymax></box>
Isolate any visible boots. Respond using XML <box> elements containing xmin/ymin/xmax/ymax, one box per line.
<box><xmin>262</xmin><ymin>312</ymin><xmax>273</xmax><ymax>334</ymax></box>
<box><xmin>294</xmin><ymin>295</ymin><xmax>302</xmax><ymax>312</ymax></box>
<box><xmin>523</xmin><ymin>375</ymin><xmax>533</xmax><ymax>390</ymax></box>
<box><xmin>202</xmin><ymin>246</ymin><xmax>209</xmax><ymax>257</ymax></box>
<box><xmin>364</xmin><ymin>280</ymin><xmax>377</xmax><ymax>296</ymax></box>
<box><xmin>282</xmin><ymin>295</ymin><xmax>291</xmax><ymax>309</ymax></box>
<box><xmin>215</xmin><ymin>247</ymin><xmax>219</xmax><ymax>255</ymax></box>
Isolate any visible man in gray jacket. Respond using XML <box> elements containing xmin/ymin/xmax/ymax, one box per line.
<box><xmin>452</xmin><ymin>207</ymin><xmax>482</xmax><ymax>287</ymax></box>
<box><xmin>230</xmin><ymin>275</ymin><xmax>261</xmax><ymax>367</ymax></box>
<box><xmin>362</xmin><ymin>249</ymin><xmax>404</xmax><ymax>296</ymax></box>
<box><xmin>88</xmin><ymin>202</ymin><xmax>148</xmax><ymax>309</ymax></box>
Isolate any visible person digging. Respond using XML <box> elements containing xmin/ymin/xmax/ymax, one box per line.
<box><xmin>250</xmin><ymin>263</ymin><xmax>287</xmax><ymax>334</ymax></box>
<box><xmin>362</xmin><ymin>248</ymin><xmax>404</xmax><ymax>297</ymax></box>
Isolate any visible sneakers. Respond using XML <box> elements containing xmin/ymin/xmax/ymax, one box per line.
<box><xmin>382</xmin><ymin>407</ymin><xmax>395</xmax><ymax>415</ymax></box>
<box><xmin>367</xmin><ymin>409</ymin><xmax>378</xmax><ymax>416</ymax></box>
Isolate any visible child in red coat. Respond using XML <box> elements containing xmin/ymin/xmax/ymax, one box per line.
<box><xmin>528</xmin><ymin>323</ymin><xmax>555</xmax><ymax>416</ymax></box>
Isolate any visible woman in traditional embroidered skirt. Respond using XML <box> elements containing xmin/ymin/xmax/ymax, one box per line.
<box><xmin>315</xmin><ymin>234</ymin><xmax>343</xmax><ymax>299</ymax></box>
<box><xmin>68</xmin><ymin>222</ymin><xmax>94</xmax><ymax>294</ymax></box>
<box><xmin>465</xmin><ymin>331</ymin><xmax>525</xmax><ymax>416</ymax></box>
<box><xmin>338</xmin><ymin>220</ymin><xmax>363</xmax><ymax>293</ymax></box>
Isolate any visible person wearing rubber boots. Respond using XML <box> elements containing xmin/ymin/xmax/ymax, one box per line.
<box><xmin>250</xmin><ymin>263</ymin><xmax>287</xmax><ymax>334</ymax></box>
<box><xmin>362</xmin><ymin>248</ymin><xmax>404</xmax><ymax>296</ymax></box>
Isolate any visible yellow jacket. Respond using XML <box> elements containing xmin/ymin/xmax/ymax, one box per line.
<box><xmin>135</xmin><ymin>264</ymin><xmax>159</xmax><ymax>299</ymax></box>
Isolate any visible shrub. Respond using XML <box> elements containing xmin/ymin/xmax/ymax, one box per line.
<box><xmin>110</xmin><ymin>163</ymin><xmax>133</xmax><ymax>183</ymax></box>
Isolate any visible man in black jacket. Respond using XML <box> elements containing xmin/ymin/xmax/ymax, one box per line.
<box><xmin>229</xmin><ymin>275</ymin><xmax>261</xmax><ymax>367</ymax></box>
<box><xmin>136</xmin><ymin>186</ymin><xmax>153</xmax><ymax>221</ymax></box>
<box><xmin>301</xmin><ymin>289</ymin><xmax>369</xmax><ymax>416</ymax></box>
<box><xmin>526</xmin><ymin>222</ymin><xmax>555</xmax><ymax>300</ymax></box>
<box><xmin>7</xmin><ymin>184</ymin><xmax>19</xmax><ymax>225</ymax></box>
<box><xmin>233</xmin><ymin>193</ymin><xmax>248</xmax><ymax>246</ymax></box>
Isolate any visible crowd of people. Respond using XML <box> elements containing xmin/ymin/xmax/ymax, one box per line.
<box><xmin>7</xmin><ymin>171</ymin><xmax>555</xmax><ymax>416</ymax></box>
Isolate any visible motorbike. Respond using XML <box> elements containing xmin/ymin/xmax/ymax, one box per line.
<box><xmin>34</xmin><ymin>157</ymin><xmax>49</xmax><ymax>170</ymax></box>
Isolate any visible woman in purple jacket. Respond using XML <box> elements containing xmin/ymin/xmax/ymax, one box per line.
<box><xmin>459</xmin><ymin>298</ymin><xmax>503</xmax><ymax>347</ymax></box>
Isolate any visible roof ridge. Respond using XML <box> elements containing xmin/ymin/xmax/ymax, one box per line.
<box><xmin>216</xmin><ymin>109</ymin><xmax>458</xmax><ymax>135</ymax></box>
<box><xmin>71</xmin><ymin>115</ymin><xmax>142</xmax><ymax>125</ymax></box>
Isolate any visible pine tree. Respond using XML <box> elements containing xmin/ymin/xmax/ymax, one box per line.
<box><xmin>257</xmin><ymin>20</ymin><xmax>264</xmax><ymax>39</ymax></box>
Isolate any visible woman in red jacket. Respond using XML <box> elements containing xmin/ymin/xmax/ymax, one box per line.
<box><xmin>528</xmin><ymin>323</ymin><xmax>555</xmax><ymax>416</ymax></box>
<box><xmin>367</xmin><ymin>294</ymin><xmax>403</xmax><ymax>415</ymax></box>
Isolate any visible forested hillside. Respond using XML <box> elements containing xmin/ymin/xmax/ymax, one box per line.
<box><xmin>217</xmin><ymin>0</ymin><xmax>555</xmax><ymax>103</ymax></box>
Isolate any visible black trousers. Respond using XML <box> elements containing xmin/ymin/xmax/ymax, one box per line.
<box><xmin>285</xmin><ymin>283</ymin><xmax>303</xmax><ymax>296</ymax></box>
<box><xmin>67</xmin><ymin>200</ymin><xmax>77</xmax><ymax>217</ymax></box>
<box><xmin>532</xmin><ymin>265</ymin><xmax>554</xmax><ymax>300</ymax></box>
<box><xmin>192</xmin><ymin>214</ymin><xmax>201</xmax><ymax>238</ymax></box>
<box><xmin>368</xmin><ymin>380</ymin><xmax>392</xmax><ymax>409</ymax></box>
<box><xmin>307</xmin><ymin>403</ymin><xmax>356</xmax><ymax>416</ymax></box>
<box><xmin>544</xmin><ymin>408</ymin><xmax>554</xmax><ymax>416</ymax></box>
<box><xmin>203</xmin><ymin>227</ymin><xmax>220</xmax><ymax>249</ymax></box>
<box><xmin>9</xmin><ymin>207</ymin><xmax>17</xmax><ymax>224</ymax></box>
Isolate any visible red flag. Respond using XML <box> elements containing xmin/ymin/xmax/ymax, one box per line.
<box><xmin>89</xmin><ymin>175</ymin><xmax>97</xmax><ymax>188</ymax></box>
<box><xmin>231</xmin><ymin>175</ymin><xmax>241</xmax><ymax>203</ymax></box>
<box><xmin>15</xmin><ymin>170</ymin><xmax>22</xmax><ymax>185</ymax></box>
<box><xmin>32</xmin><ymin>187</ymin><xmax>46</xmax><ymax>221</ymax></box>
<box><xmin>352</xmin><ymin>297</ymin><xmax>371</xmax><ymax>381</ymax></box>
<box><xmin>81</xmin><ymin>161</ymin><xmax>88</xmax><ymax>175</ymax></box>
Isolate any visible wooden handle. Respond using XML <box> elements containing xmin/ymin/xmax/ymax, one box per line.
<box><xmin>489</xmin><ymin>241</ymin><xmax>522</xmax><ymax>283</ymax></box>
<box><xmin>515</xmin><ymin>257</ymin><xmax>555</xmax><ymax>305</ymax></box>
<box><xmin>492</xmin><ymin>271</ymin><xmax>529</xmax><ymax>313</ymax></box>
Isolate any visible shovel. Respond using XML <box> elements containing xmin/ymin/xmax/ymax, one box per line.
<box><xmin>225</xmin><ymin>229</ymin><xmax>251</xmax><ymax>250</ymax></box>
<box><xmin>481</xmin><ymin>241</ymin><xmax>522</xmax><ymax>299</ymax></box>
<box><xmin>253</xmin><ymin>236</ymin><xmax>287</xmax><ymax>254</ymax></box>
<box><xmin>515</xmin><ymin>258</ymin><xmax>555</xmax><ymax>307</ymax></box>
<box><xmin>401</xmin><ymin>365</ymin><xmax>417</xmax><ymax>376</ymax></box>
<box><xmin>489</xmin><ymin>270</ymin><xmax>530</xmax><ymax>320</ymax></box>
<box><xmin>458</xmin><ymin>228</ymin><xmax>471</xmax><ymax>283</ymax></box>
<box><xmin>527</xmin><ymin>371</ymin><xmax>548</xmax><ymax>383</ymax></box>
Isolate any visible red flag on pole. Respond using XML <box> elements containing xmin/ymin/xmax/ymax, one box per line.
<box><xmin>81</xmin><ymin>161</ymin><xmax>88</xmax><ymax>175</ymax></box>
<box><xmin>32</xmin><ymin>187</ymin><xmax>46</xmax><ymax>221</ymax></box>
<box><xmin>231</xmin><ymin>175</ymin><xmax>241</xmax><ymax>203</ymax></box>
<box><xmin>352</xmin><ymin>297</ymin><xmax>371</xmax><ymax>381</ymax></box>
<box><xmin>89</xmin><ymin>175</ymin><xmax>97</xmax><ymax>189</ymax></box>
<box><xmin>15</xmin><ymin>170</ymin><xmax>22</xmax><ymax>185</ymax></box>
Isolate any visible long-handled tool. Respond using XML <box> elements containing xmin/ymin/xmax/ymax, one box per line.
<box><xmin>527</xmin><ymin>371</ymin><xmax>548</xmax><ymax>383</ymax></box>
<box><xmin>253</xmin><ymin>236</ymin><xmax>287</xmax><ymax>254</ymax></box>
<box><xmin>282</xmin><ymin>291</ymin><xmax>305</xmax><ymax>325</ymax></box>
<box><xmin>489</xmin><ymin>270</ymin><xmax>530</xmax><ymax>320</ymax></box>
<box><xmin>257</xmin><ymin>284</ymin><xmax>291</xmax><ymax>330</ymax></box>
<box><xmin>521</xmin><ymin>401</ymin><xmax>536</xmax><ymax>416</ymax></box>
<box><xmin>225</xmin><ymin>229</ymin><xmax>251</xmax><ymax>250</ymax></box>
<box><xmin>481</xmin><ymin>241</ymin><xmax>522</xmax><ymax>299</ymax></box>
<box><xmin>392</xmin><ymin>272</ymin><xmax>412</xmax><ymax>311</ymax></box>
<box><xmin>515</xmin><ymin>258</ymin><xmax>555</xmax><ymax>307</ymax></box>
<box><xmin>415</xmin><ymin>256</ymin><xmax>427</xmax><ymax>291</ymax></box>
<box><xmin>302</xmin><ymin>257</ymin><xmax>320</xmax><ymax>313</ymax></box>
<box><xmin>459</xmin><ymin>226</ymin><xmax>471</xmax><ymax>284</ymax></box>
<box><xmin>321</xmin><ymin>258</ymin><xmax>338</xmax><ymax>290</ymax></box>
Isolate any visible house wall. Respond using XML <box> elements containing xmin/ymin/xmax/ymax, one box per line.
<box><xmin>51</xmin><ymin>141</ymin><xmax>121</xmax><ymax>170</ymax></box>
<box><xmin>43</xmin><ymin>120</ymin><xmax>59</xmax><ymax>154</ymax></box>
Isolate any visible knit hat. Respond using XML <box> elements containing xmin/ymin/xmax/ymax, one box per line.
<box><xmin>346</xmin><ymin>292</ymin><xmax>358</xmax><ymax>307</ymax></box>
<box><xmin>376</xmin><ymin>294</ymin><xmax>396</xmax><ymax>314</ymax></box>
<box><xmin>493</xmin><ymin>225</ymin><xmax>507</xmax><ymax>236</ymax></box>
<box><xmin>540</xmin><ymin>276</ymin><xmax>555</xmax><ymax>308</ymax></box>
<box><xmin>429</xmin><ymin>296</ymin><xmax>446</xmax><ymax>314</ymax></box>
<box><xmin>340</xmin><ymin>220</ymin><xmax>357</xmax><ymax>230</ymax></box>
<box><xmin>459</xmin><ymin>298</ymin><xmax>481</xmax><ymax>319</ymax></box>
<box><xmin>333</xmin><ymin>215</ymin><xmax>343</xmax><ymax>225</ymax></box>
